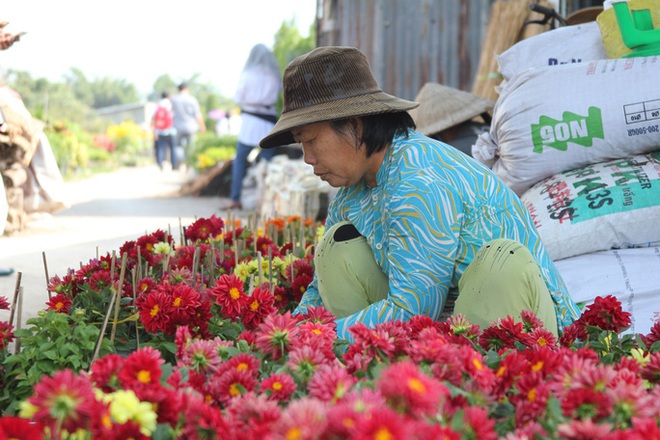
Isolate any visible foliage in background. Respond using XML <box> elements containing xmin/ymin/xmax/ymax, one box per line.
<box><xmin>188</xmin><ymin>132</ymin><xmax>237</xmax><ymax>172</ymax></box>
<box><xmin>5</xmin><ymin>18</ymin><xmax>316</xmax><ymax>180</ymax></box>
<box><xmin>106</xmin><ymin>121</ymin><xmax>151</xmax><ymax>165</ymax></box>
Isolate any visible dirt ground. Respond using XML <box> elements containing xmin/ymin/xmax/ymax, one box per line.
<box><xmin>0</xmin><ymin>164</ymin><xmax>246</xmax><ymax>328</ymax></box>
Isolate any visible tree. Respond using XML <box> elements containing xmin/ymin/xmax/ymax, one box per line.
<box><xmin>273</xmin><ymin>20</ymin><xmax>316</xmax><ymax>72</ymax></box>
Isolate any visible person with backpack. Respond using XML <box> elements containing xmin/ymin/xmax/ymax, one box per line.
<box><xmin>151</xmin><ymin>92</ymin><xmax>177</xmax><ymax>170</ymax></box>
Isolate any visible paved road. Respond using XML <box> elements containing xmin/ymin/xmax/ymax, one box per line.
<box><xmin>0</xmin><ymin>164</ymin><xmax>241</xmax><ymax>328</ymax></box>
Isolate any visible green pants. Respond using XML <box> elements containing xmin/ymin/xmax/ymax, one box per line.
<box><xmin>315</xmin><ymin>221</ymin><xmax>558</xmax><ymax>337</ymax></box>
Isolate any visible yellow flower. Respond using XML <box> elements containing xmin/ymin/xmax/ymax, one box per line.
<box><xmin>105</xmin><ymin>389</ymin><xmax>157</xmax><ymax>436</ymax></box>
<box><xmin>18</xmin><ymin>401</ymin><xmax>38</xmax><ymax>418</ymax></box>
<box><xmin>153</xmin><ymin>241</ymin><xmax>173</xmax><ymax>256</ymax></box>
<box><xmin>234</xmin><ymin>262</ymin><xmax>251</xmax><ymax>282</ymax></box>
<box><xmin>630</xmin><ymin>347</ymin><xmax>650</xmax><ymax>366</ymax></box>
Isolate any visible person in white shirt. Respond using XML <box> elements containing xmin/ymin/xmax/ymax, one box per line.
<box><xmin>225</xmin><ymin>44</ymin><xmax>281</xmax><ymax>210</ymax></box>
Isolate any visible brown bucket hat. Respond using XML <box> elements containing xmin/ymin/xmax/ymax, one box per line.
<box><xmin>259</xmin><ymin>46</ymin><xmax>419</xmax><ymax>149</ymax></box>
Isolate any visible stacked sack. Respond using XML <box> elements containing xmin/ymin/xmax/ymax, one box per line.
<box><xmin>471</xmin><ymin>18</ymin><xmax>660</xmax><ymax>334</ymax></box>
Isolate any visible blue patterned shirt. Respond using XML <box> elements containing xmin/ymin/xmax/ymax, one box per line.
<box><xmin>295</xmin><ymin>130</ymin><xmax>581</xmax><ymax>340</ymax></box>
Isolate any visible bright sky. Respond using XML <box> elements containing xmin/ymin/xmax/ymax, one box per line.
<box><xmin>1</xmin><ymin>0</ymin><xmax>317</xmax><ymax>99</ymax></box>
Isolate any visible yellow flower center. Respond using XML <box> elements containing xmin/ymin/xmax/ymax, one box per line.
<box><xmin>150</xmin><ymin>305</ymin><xmax>159</xmax><ymax>317</ymax></box>
<box><xmin>229</xmin><ymin>287</ymin><xmax>240</xmax><ymax>300</ymax></box>
<box><xmin>496</xmin><ymin>366</ymin><xmax>505</xmax><ymax>377</ymax></box>
<box><xmin>408</xmin><ymin>377</ymin><xmax>426</xmax><ymax>394</ymax></box>
<box><xmin>272</xmin><ymin>381</ymin><xmax>283</xmax><ymax>391</ymax></box>
<box><xmin>528</xmin><ymin>387</ymin><xmax>537</xmax><ymax>402</ymax></box>
<box><xmin>472</xmin><ymin>358</ymin><xmax>483</xmax><ymax>370</ymax></box>
<box><xmin>343</xmin><ymin>417</ymin><xmax>355</xmax><ymax>428</ymax></box>
<box><xmin>236</xmin><ymin>362</ymin><xmax>248</xmax><ymax>372</ymax></box>
<box><xmin>286</xmin><ymin>427</ymin><xmax>302</xmax><ymax>440</ymax></box>
<box><xmin>312</xmin><ymin>329</ymin><xmax>322</xmax><ymax>335</ymax></box>
<box><xmin>537</xmin><ymin>336</ymin><xmax>548</xmax><ymax>346</ymax></box>
<box><xmin>137</xmin><ymin>370</ymin><xmax>151</xmax><ymax>384</ymax></box>
<box><xmin>532</xmin><ymin>361</ymin><xmax>544</xmax><ymax>372</ymax></box>
<box><xmin>250</xmin><ymin>300</ymin><xmax>260</xmax><ymax>311</ymax></box>
<box><xmin>55</xmin><ymin>302</ymin><xmax>64</xmax><ymax>310</ymax></box>
<box><xmin>173</xmin><ymin>297</ymin><xmax>182</xmax><ymax>307</ymax></box>
<box><xmin>375</xmin><ymin>427</ymin><xmax>394</xmax><ymax>440</ymax></box>
<box><xmin>229</xmin><ymin>384</ymin><xmax>241</xmax><ymax>397</ymax></box>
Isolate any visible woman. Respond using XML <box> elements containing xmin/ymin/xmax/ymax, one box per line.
<box><xmin>226</xmin><ymin>43</ymin><xmax>282</xmax><ymax>210</ymax></box>
<box><xmin>259</xmin><ymin>46</ymin><xmax>581</xmax><ymax>341</ymax></box>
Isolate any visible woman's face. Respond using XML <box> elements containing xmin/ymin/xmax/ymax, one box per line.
<box><xmin>292</xmin><ymin>121</ymin><xmax>381</xmax><ymax>188</ymax></box>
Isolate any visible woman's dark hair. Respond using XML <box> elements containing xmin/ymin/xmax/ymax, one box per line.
<box><xmin>330</xmin><ymin>111</ymin><xmax>415</xmax><ymax>157</ymax></box>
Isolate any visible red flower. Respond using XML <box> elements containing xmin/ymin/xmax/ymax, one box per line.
<box><xmin>28</xmin><ymin>369</ymin><xmax>98</xmax><ymax>434</ymax></box>
<box><xmin>260</xmin><ymin>373</ymin><xmax>297</xmax><ymax>402</ymax></box>
<box><xmin>89</xmin><ymin>353</ymin><xmax>125</xmax><ymax>393</ymax></box>
<box><xmin>47</xmin><ymin>271</ymin><xmax>78</xmax><ymax>297</ymax></box>
<box><xmin>219</xmin><ymin>353</ymin><xmax>261</xmax><ymax>379</ymax></box>
<box><xmin>290</xmin><ymin>273</ymin><xmax>313</xmax><ymax>303</ymax></box>
<box><xmin>225</xmin><ymin>393</ymin><xmax>281</xmax><ymax>439</ymax></box>
<box><xmin>136</xmin><ymin>289</ymin><xmax>172</xmax><ymax>334</ymax></box>
<box><xmin>0</xmin><ymin>295</ymin><xmax>10</xmax><ymax>310</ymax></box>
<box><xmin>117</xmin><ymin>346</ymin><xmax>164</xmax><ymax>392</ymax></box>
<box><xmin>479</xmin><ymin>315</ymin><xmax>525</xmax><ymax>351</ymax></box>
<box><xmin>576</xmin><ymin>295</ymin><xmax>632</xmax><ymax>335</ymax></box>
<box><xmin>240</xmin><ymin>285</ymin><xmax>277</xmax><ymax>331</ymax></box>
<box><xmin>352</xmin><ymin>406</ymin><xmax>413</xmax><ymax>440</ymax></box>
<box><xmin>179</xmin><ymin>393</ymin><xmax>231</xmax><ymax>439</ymax></box>
<box><xmin>0</xmin><ymin>321</ymin><xmax>15</xmax><ymax>350</ymax></box>
<box><xmin>460</xmin><ymin>406</ymin><xmax>498</xmax><ymax>440</ymax></box>
<box><xmin>0</xmin><ymin>416</ymin><xmax>43</xmax><ymax>440</ymax></box>
<box><xmin>207</xmin><ymin>273</ymin><xmax>247</xmax><ymax>320</ymax></box>
<box><xmin>378</xmin><ymin>359</ymin><xmax>449</xmax><ymax>417</ymax></box>
<box><xmin>45</xmin><ymin>293</ymin><xmax>73</xmax><ymax>314</ymax></box>
<box><xmin>209</xmin><ymin>368</ymin><xmax>259</xmax><ymax>406</ymax></box>
<box><xmin>185</xmin><ymin>215</ymin><xmax>225</xmax><ymax>242</ymax></box>
<box><xmin>88</xmin><ymin>270</ymin><xmax>113</xmax><ymax>291</ymax></box>
<box><xmin>640</xmin><ymin>321</ymin><xmax>660</xmax><ymax>350</ymax></box>
<box><xmin>641</xmin><ymin>352</ymin><xmax>660</xmax><ymax>384</ymax></box>
<box><xmin>135</xmin><ymin>277</ymin><xmax>156</xmax><ymax>296</ymax></box>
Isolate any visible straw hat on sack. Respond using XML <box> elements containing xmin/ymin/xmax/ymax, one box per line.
<box><xmin>260</xmin><ymin>46</ymin><xmax>419</xmax><ymax>149</ymax></box>
<box><xmin>409</xmin><ymin>83</ymin><xmax>494</xmax><ymax>137</ymax></box>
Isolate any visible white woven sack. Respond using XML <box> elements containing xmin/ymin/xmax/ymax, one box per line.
<box><xmin>473</xmin><ymin>57</ymin><xmax>660</xmax><ymax>196</ymax></box>
<box><xmin>521</xmin><ymin>152</ymin><xmax>660</xmax><ymax>261</ymax></box>
<box><xmin>497</xmin><ymin>21</ymin><xmax>607</xmax><ymax>83</ymax></box>
<box><xmin>555</xmin><ymin>247</ymin><xmax>660</xmax><ymax>336</ymax></box>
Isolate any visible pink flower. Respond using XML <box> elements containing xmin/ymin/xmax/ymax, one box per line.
<box><xmin>307</xmin><ymin>364</ymin><xmax>357</xmax><ymax>403</ymax></box>
<box><xmin>254</xmin><ymin>311</ymin><xmax>300</xmax><ymax>360</ymax></box>
<box><xmin>556</xmin><ymin>418</ymin><xmax>613</xmax><ymax>439</ymax></box>
<box><xmin>27</xmin><ymin>369</ymin><xmax>98</xmax><ymax>434</ymax></box>
<box><xmin>270</xmin><ymin>397</ymin><xmax>329</xmax><ymax>439</ymax></box>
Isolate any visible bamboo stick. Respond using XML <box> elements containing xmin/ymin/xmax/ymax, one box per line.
<box><xmin>132</xmin><ymin>269</ymin><xmax>140</xmax><ymax>349</ymax></box>
<box><xmin>41</xmin><ymin>252</ymin><xmax>51</xmax><ymax>300</ymax></box>
<box><xmin>9</xmin><ymin>271</ymin><xmax>22</xmax><ymax>327</ymax></box>
<box><xmin>13</xmin><ymin>287</ymin><xmax>23</xmax><ymax>355</ymax></box>
<box><xmin>110</xmin><ymin>252</ymin><xmax>128</xmax><ymax>343</ymax></box>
